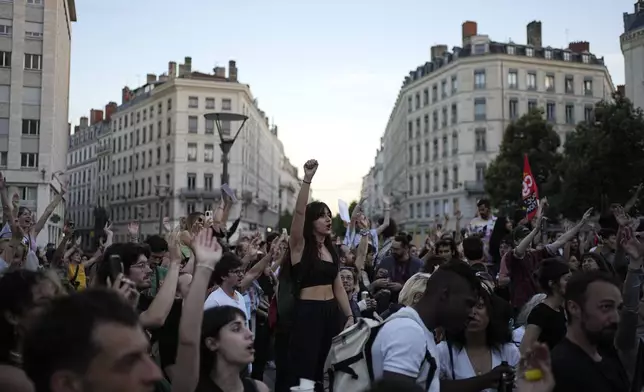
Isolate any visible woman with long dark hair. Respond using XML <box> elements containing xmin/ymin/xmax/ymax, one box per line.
<box><xmin>437</xmin><ymin>284</ymin><xmax>519</xmax><ymax>391</ymax></box>
<box><xmin>0</xmin><ymin>270</ymin><xmax>57</xmax><ymax>390</ymax></box>
<box><xmin>285</xmin><ymin>159</ymin><xmax>353</xmax><ymax>391</ymax></box>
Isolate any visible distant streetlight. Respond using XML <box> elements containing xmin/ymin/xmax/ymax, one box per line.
<box><xmin>203</xmin><ymin>112</ymin><xmax>248</xmax><ymax>185</ymax></box>
<box><xmin>155</xmin><ymin>184</ymin><xmax>170</xmax><ymax>235</ymax></box>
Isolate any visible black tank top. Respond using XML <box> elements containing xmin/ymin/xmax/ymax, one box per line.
<box><xmin>195</xmin><ymin>376</ymin><xmax>258</xmax><ymax>392</ymax></box>
<box><xmin>293</xmin><ymin>256</ymin><xmax>338</xmax><ymax>288</ymax></box>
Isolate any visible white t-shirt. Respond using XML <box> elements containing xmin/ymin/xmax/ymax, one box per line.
<box><xmin>204</xmin><ymin>287</ymin><xmax>249</xmax><ymax>326</ymax></box>
<box><xmin>512</xmin><ymin>326</ymin><xmax>525</xmax><ymax>347</ymax></box>
<box><xmin>371</xmin><ymin>307</ymin><xmax>440</xmax><ymax>392</ymax></box>
<box><xmin>436</xmin><ymin>341</ymin><xmax>520</xmax><ymax>392</ymax></box>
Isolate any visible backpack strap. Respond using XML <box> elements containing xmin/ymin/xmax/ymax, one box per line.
<box><xmin>424</xmin><ymin>348</ymin><xmax>438</xmax><ymax>391</ymax></box>
<box><xmin>70</xmin><ymin>264</ymin><xmax>81</xmax><ymax>289</ymax></box>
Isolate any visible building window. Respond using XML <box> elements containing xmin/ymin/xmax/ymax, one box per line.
<box><xmin>582</xmin><ymin>54</ymin><xmax>590</xmax><ymax>64</ymax></box>
<box><xmin>21</xmin><ymin>153</ymin><xmax>38</xmax><ymax>168</ymax></box>
<box><xmin>409</xmin><ymin>203</ymin><xmax>414</xmax><ymax>219</ymax></box>
<box><xmin>507</xmin><ymin>46</ymin><xmax>515</xmax><ymax>55</ymax></box>
<box><xmin>188</xmin><ymin>116</ymin><xmax>198</xmax><ymax>133</ymax></box>
<box><xmin>166</xmin><ymin>144</ymin><xmax>171</xmax><ymax>162</ymax></box>
<box><xmin>441</xmin><ymin>80</ymin><xmax>447</xmax><ymax>98</ymax></box>
<box><xmin>451</xmin><ymin>104</ymin><xmax>457</xmax><ymax>124</ymax></box>
<box><xmin>416</xmin><ymin>174</ymin><xmax>421</xmax><ymax>194</ymax></box>
<box><xmin>204</xmin><ymin>144</ymin><xmax>214</xmax><ymax>162</ymax></box>
<box><xmin>24</xmin><ymin>54</ymin><xmax>42</xmax><ymax>70</ymax></box>
<box><xmin>167</xmin><ymin>98</ymin><xmax>172</xmax><ymax>110</ymax></box>
<box><xmin>25</xmin><ymin>30</ymin><xmax>42</xmax><ymax>38</ymax></box>
<box><xmin>545</xmin><ymin>74</ymin><xmax>555</xmax><ymax>92</ymax></box>
<box><xmin>508</xmin><ymin>71</ymin><xmax>518</xmax><ymax>88</ymax></box>
<box><xmin>545</xmin><ymin>50</ymin><xmax>552</xmax><ymax>60</ymax></box>
<box><xmin>0</xmin><ymin>51</ymin><xmax>10</xmax><ymax>67</ymax></box>
<box><xmin>188</xmin><ymin>96</ymin><xmax>198</xmax><ymax>108</ymax></box>
<box><xmin>528</xmin><ymin>99</ymin><xmax>538</xmax><ymax>111</ymax></box>
<box><xmin>206</xmin><ymin>97</ymin><xmax>215</xmax><ymax>109</ymax></box>
<box><xmin>408</xmin><ymin>146</ymin><xmax>413</xmax><ymax>166</ymax></box>
<box><xmin>452</xmin><ymin>132</ymin><xmax>458</xmax><ymax>155</ymax></box>
<box><xmin>474</xmin><ymin>70</ymin><xmax>486</xmax><ymax>89</ymax></box>
<box><xmin>187</xmin><ymin>143</ymin><xmax>197</xmax><ymax>162</ymax></box>
<box><xmin>475</xmin><ymin>128</ymin><xmax>487</xmax><ymax>152</ymax></box>
<box><xmin>546</xmin><ymin>102</ymin><xmax>556</xmax><ymax>122</ymax></box>
<box><xmin>563</xmin><ymin>52</ymin><xmax>571</xmax><ymax>61</ymax></box>
<box><xmin>432</xmin><ymin>111</ymin><xmax>438</xmax><ymax>130</ymax></box>
<box><xmin>433</xmin><ymin>170</ymin><xmax>439</xmax><ymax>192</ymax></box>
<box><xmin>584</xmin><ymin>79</ymin><xmax>593</xmax><ymax>95</ymax></box>
<box><xmin>526</xmin><ymin>47</ymin><xmax>534</xmax><ymax>57</ymax></box>
<box><xmin>0</xmin><ymin>152</ymin><xmax>5</xmax><ymax>166</ymax></box>
<box><xmin>167</xmin><ymin>118</ymin><xmax>172</xmax><ymax>135</ymax></box>
<box><xmin>527</xmin><ymin>72</ymin><xmax>537</xmax><ymax>90</ymax></box>
<box><xmin>565</xmin><ymin>104</ymin><xmax>575</xmax><ymax>125</ymax></box>
<box><xmin>416</xmin><ymin>202</ymin><xmax>422</xmax><ymax>218</ymax></box>
<box><xmin>584</xmin><ymin>106</ymin><xmax>594</xmax><ymax>123</ymax></box>
<box><xmin>442</xmin><ymin>168</ymin><xmax>449</xmax><ymax>190</ymax></box>
<box><xmin>423</xmin><ymin>89</ymin><xmax>429</xmax><ymax>106</ymax></box>
<box><xmin>205</xmin><ymin>118</ymin><xmax>215</xmax><ymax>134</ymax></box>
<box><xmin>425</xmin><ymin>172</ymin><xmax>430</xmax><ymax>194</ymax></box>
<box><xmin>157</xmin><ymin>103</ymin><xmax>162</xmax><ymax>114</ymax></box>
<box><xmin>424</xmin><ymin>114</ymin><xmax>429</xmax><ymax>134</ymax></box>
<box><xmin>433</xmin><ymin>138</ymin><xmax>438</xmax><ymax>160</ymax></box>
<box><xmin>474</xmin><ymin>98</ymin><xmax>486</xmax><ymax>121</ymax></box>
<box><xmin>475</xmin><ymin>163</ymin><xmax>487</xmax><ymax>182</ymax></box>
<box><xmin>22</xmin><ymin>119</ymin><xmax>39</xmax><ymax>135</ymax></box>
<box><xmin>204</xmin><ymin>174</ymin><xmax>213</xmax><ymax>191</ymax></box>
<box><xmin>509</xmin><ymin>99</ymin><xmax>518</xmax><ymax>119</ymax></box>
<box><xmin>408</xmin><ymin>121</ymin><xmax>413</xmax><ymax>139</ymax></box>
<box><xmin>473</xmin><ymin>44</ymin><xmax>486</xmax><ymax>54</ymax></box>
<box><xmin>0</xmin><ymin>23</ymin><xmax>11</xmax><ymax>36</ymax></box>
<box><xmin>407</xmin><ymin>96</ymin><xmax>412</xmax><ymax>113</ymax></box>
<box><xmin>424</xmin><ymin>141</ymin><xmax>429</xmax><ymax>162</ymax></box>
<box><xmin>415</xmin><ymin>93</ymin><xmax>420</xmax><ymax>109</ymax></box>
<box><xmin>408</xmin><ymin>176</ymin><xmax>413</xmax><ymax>196</ymax></box>
<box><xmin>432</xmin><ymin>85</ymin><xmax>438</xmax><ymax>102</ymax></box>
<box><xmin>222</xmin><ymin>99</ymin><xmax>232</xmax><ymax>110</ymax></box>
<box><xmin>452</xmin><ymin>166</ymin><xmax>459</xmax><ymax>189</ymax></box>
<box><xmin>565</xmin><ymin>76</ymin><xmax>574</xmax><ymax>94</ymax></box>
<box><xmin>221</xmin><ymin>121</ymin><xmax>231</xmax><ymax>136</ymax></box>
<box><xmin>451</xmin><ymin>75</ymin><xmax>458</xmax><ymax>93</ymax></box>
<box><xmin>415</xmin><ymin>118</ymin><xmax>421</xmax><ymax>136</ymax></box>
<box><xmin>442</xmin><ymin>136</ymin><xmax>448</xmax><ymax>157</ymax></box>
<box><xmin>27</xmin><ymin>0</ymin><xmax>44</xmax><ymax>4</ymax></box>
<box><xmin>441</xmin><ymin>107</ymin><xmax>447</xmax><ymax>128</ymax></box>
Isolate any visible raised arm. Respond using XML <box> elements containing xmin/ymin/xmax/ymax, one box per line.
<box><xmin>514</xmin><ymin>200</ymin><xmax>546</xmax><ymax>258</ymax></box>
<box><xmin>0</xmin><ymin>173</ymin><xmax>13</xmax><ymax>225</ymax></box>
<box><xmin>33</xmin><ymin>181</ymin><xmax>66</xmax><ymax>236</ymax></box>
<box><xmin>548</xmin><ymin>208</ymin><xmax>592</xmax><ymax>251</ymax></box>
<box><xmin>171</xmin><ymin>229</ymin><xmax>222</xmax><ymax>392</ymax></box>
<box><xmin>289</xmin><ymin>159</ymin><xmax>317</xmax><ymax>261</ymax></box>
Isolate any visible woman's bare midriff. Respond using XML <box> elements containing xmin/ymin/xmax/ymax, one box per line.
<box><xmin>300</xmin><ymin>285</ymin><xmax>335</xmax><ymax>300</ymax></box>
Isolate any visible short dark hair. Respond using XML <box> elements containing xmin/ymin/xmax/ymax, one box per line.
<box><xmin>213</xmin><ymin>252</ymin><xmax>243</xmax><ymax>285</ymax></box>
<box><xmin>96</xmin><ymin>242</ymin><xmax>151</xmax><ymax>286</ymax></box>
<box><xmin>428</xmin><ymin>259</ymin><xmax>480</xmax><ymax>295</ymax></box>
<box><xmin>393</xmin><ymin>233</ymin><xmax>412</xmax><ymax>248</ymax></box>
<box><xmin>23</xmin><ymin>289</ymin><xmax>140</xmax><ymax>392</ymax></box>
<box><xmin>537</xmin><ymin>258</ymin><xmax>570</xmax><ymax>295</ymax></box>
<box><xmin>266</xmin><ymin>232</ymin><xmax>279</xmax><ymax>245</ymax></box>
<box><xmin>145</xmin><ymin>235</ymin><xmax>168</xmax><ymax>253</ymax></box>
<box><xmin>477</xmin><ymin>198</ymin><xmax>490</xmax><ymax>208</ymax></box>
<box><xmin>378</xmin><ymin>217</ymin><xmax>397</xmax><ymax>239</ymax></box>
<box><xmin>436</xmin><ymin>239</ymin><xmax>457</xmax><ymax>255</ymax></box>
<box><xmin>462</xmin><ymin>236</ymin><xmax>484</xmax><ymax>261</ymax></box>
<box><xmin>564</xmin><ymin>271</ymin><xmax>620</xmax><ymax>321</ymax></box>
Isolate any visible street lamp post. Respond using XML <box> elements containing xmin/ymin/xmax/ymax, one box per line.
<box><xmin>155</xmin><ymin>184</ymin><xmax>170</xmax><ymax>235</ymax></box>
<box><xmin>203</xmin><ymin>112</ymin><xmax>248</xmax><ymax>185</ymax></box>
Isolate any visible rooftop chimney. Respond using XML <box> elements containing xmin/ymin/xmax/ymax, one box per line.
<box><xmin>228</xmin><ymin>60</ymin><xmax>238</xmax><ymax>82</ymax></box>
<box><xmin>430</xmin><ymin>45</ymin><xmax>448</xmax><ymax>60</ymax></box>
<box><xmin>168</xmin><ymin>62</ymin><xmax>177</xmax><ymax>79</ymax></box>
<box><xmin>568</xmin><ymin>41</ymin><xmax>590</xmax><ymax>53</ymax></box>
<box><xmin>79</xmin><ymin>116</ymin><xmax>89</xmax><ymax>128</ymax></box>
<box><xmin>462</xmin><ymin>21</ymin><xmax>477</xmax><ymax>45</ymax></box>
<box><xmin>617</xmin><ymin>84</ymin><xmax>626</xmax><ymax>96</ymax></box>
<box><xmin>104</xmin><ymin>101</ymin><xmax>117</xmax><ymax>121</ymax></box>
<box><xmin>527</xmin><ymin>21</ymin><xmax>542</xmax><ymax>47</ymax></box>
<box><xmin>146</xmin><ymin>73</ymin><xmax>157</xmax><ymax>84</ymax></box>
<box><xmin>184</xmin><ymin>56</ymin><xmax>192</xmax><ymax>73</ymax></box>
<box><xmin>121</xmin><ymin>86</ymin><xmax>132</xmax><ymax>104</ymax></box>
<box><xmin>214</xmin><ymin>66</ymin><xmax>226</xmax><ymax>78</ymax></box>
<box><xmin>89</xmin><ymin>109</ymin><xmax>104</xmax><ymax>125</ymax></box>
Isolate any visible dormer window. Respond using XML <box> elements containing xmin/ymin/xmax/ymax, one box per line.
<box><xmin>563</xmin><ymin>51</ymin><xmax>571</xmax><ymax>61</ymax></box>
<box><xmin>545</xmin><ymin>50</ymin><xmax>552</xmax><ymax>59</ymax></box>
<box><xmin>526</xmin><ymin>47</ymin><xmax>534</xmax><ymax>57</ymax></box>
<box><xmin>473</xmin><ymin>44</ymin><xmax>486</xmax><ymax>55</ymax></box>
<box><xmin>582</xmin><ymin>54</ymin><xmax>590</xmax><ymax>64</ymax></box>
<box><xmin>507</xmin><ymin>46</ymin><xmax>515</xmax><ymax>55</ymax></box>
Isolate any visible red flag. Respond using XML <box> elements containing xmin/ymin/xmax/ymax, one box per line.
<box><xmin>522</xmin><ymin>154</ymin><xmax>539</xmax><ymax>220</ymax></box>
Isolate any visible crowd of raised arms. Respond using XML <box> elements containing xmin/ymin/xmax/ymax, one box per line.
<box><xmin>0</xmin><ymin>159</ymin><xmax>642</xmax><ymax>392</ymax></box>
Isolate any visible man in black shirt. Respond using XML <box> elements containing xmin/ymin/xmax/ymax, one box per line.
<box><xmin>551</xmin><ymin>271</ymin><xmax>629</xmax><ymax>392</ymax></box>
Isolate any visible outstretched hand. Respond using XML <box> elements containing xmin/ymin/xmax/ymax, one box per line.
<box><xmin>190</xmin><ymin>228</ymin><xmax>223</xmax><ymax>267</ymax></box>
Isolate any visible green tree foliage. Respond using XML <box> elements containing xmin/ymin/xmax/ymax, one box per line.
<box><xmin>485</xmin><ymin>109</ymin><xmax>564</xmax><ymax>213</ymax></box>
<box><xmin>558</xmin><ymin>94</ymin><xmax>644</xmax><ymax>219</ymax></box>
<box><xmin>278</xmin><ymin>210</ymin><xmax>293</xmax><ymax>232</ymax></box>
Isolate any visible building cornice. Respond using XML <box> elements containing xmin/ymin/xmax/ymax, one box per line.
<box><xmin>67</xmin><ymin>0</ymin><xmax>77</xmax><ymax>22</ymax></box>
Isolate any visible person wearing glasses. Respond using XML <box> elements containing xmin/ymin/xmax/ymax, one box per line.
<box><xmin>204</xmin><ymin>253</ymin><xmax>250</xmax><ymax>326</ymax></box>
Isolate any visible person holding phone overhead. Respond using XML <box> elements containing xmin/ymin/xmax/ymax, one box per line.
<box><xmin>282</xmin><ymin>159</ymin><xmax>353</xmax><ymax>392</ymax></box>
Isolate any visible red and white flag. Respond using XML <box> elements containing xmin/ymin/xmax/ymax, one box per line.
<box><xmin>522</xmin><ymin>154</ymin><xmax>539</xmax><ymax>220</ymax></box>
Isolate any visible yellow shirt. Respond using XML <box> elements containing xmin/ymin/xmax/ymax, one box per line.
<box><xmin>67</xmin><ymin>263</ymin><xmax>87</xmax><ymax>290</ymax></box>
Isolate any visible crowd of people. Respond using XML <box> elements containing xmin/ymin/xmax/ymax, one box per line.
<box><xmin>0</xmin><ymin>159</ymin><xmax>641</xmax><ymax>392</ymax></box>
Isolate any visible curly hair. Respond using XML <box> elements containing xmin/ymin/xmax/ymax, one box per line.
<box><xmin>445</xmin><ymin>287</ymin><xmax>513</xmax><ymax>349</ymax></box>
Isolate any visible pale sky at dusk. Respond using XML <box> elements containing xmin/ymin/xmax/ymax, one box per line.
<box><xmin>69</xmin><ymin>0</ymin><xmax>628</xmax><ymax>212</ymax></box>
